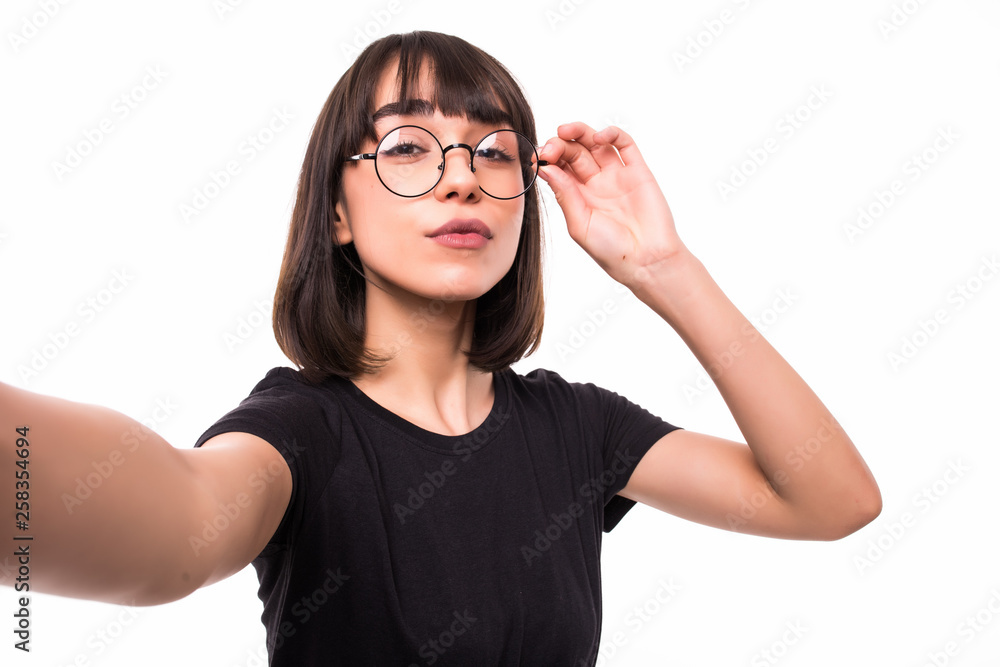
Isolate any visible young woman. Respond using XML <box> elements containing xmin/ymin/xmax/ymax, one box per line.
<box><xmin>2</xmin><ymin>31</ymin><xmax>881</xmax><ymax>665</ymax></box>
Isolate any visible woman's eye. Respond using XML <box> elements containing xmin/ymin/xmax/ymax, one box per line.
<box><xmin>383</xmin><ymin>142</ymin><xmax>426</xmax><ymax>157</ymax></box>
<box><xmin>476</xmin><ymin>147</ymin><xmax>515</xmax><ymax>162</ymax></box>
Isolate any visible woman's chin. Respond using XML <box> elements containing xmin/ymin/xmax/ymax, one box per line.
<box><xmin>416</xmin><ymin>283</ymin><xmax>492</xmax><ymax>304</ymax></box>
<box><xmin>366</xmin><ymin>260</ymin><xmax>510</xmax><ymax>305</ymax></box>
<box><xmin>410</xmin><ymin>270</ymin><xmax>504</xmax><ymax>303</ymax></box>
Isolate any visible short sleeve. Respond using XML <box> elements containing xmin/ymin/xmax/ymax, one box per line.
<box><xmin>579</xmin><ymin>382</ymin><xmax>682</xmax><ymax>532</ymax></box>
<box><xmin>193</xmin><ymin>367</ymin><xmax>335</xmax><ymax>546</ymax></box>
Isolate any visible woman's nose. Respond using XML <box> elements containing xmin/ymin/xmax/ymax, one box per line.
<box><xmin>434</xmin><ymin>144</ymin><xmax>481</xmax><ymax>201</ymax></box>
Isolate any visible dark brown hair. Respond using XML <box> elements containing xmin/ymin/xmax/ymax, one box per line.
<box><xmin>273</xmin><ymin>31</ymin><xmax>545</xmax><ymax>384</ymax></box>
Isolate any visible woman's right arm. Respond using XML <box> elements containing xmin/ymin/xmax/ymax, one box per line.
<box><xmin>0</xmin><ymin>380</ymin><xmax>292</xmax><ymax>606</ymax></box>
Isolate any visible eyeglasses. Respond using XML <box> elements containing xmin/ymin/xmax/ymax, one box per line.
<box><xmin>345</xmin><ymin>125</ymin><xmax>548</xmax><ymax>200</ymax></box>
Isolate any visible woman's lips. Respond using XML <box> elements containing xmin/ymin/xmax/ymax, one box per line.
<box><xmin>428</xmin><ymin>218</ymin><xmax>493</xmax><ymax>238</ymax></box>
<box><xmin>430</xmin><ymin>233</ymin><xmax>490</xmax><ymax>249</ymax></box>
<box><xmin>427</xmin><ymin>218</ymin><xmax>492</xmax><ymax>249</ymax></box>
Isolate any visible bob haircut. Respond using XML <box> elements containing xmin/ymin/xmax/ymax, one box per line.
<box><xmin>273</xmin><ymin>31</ymin><xmax>545</xmax><ymax>385</ymax></box>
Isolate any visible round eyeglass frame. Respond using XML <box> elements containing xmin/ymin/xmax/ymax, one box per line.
<box><xmin>344</xmin><ymin>124</ymin><xmax>549</xmax><ymax>200</ymax></box>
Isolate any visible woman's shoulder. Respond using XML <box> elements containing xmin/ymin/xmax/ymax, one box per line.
<box><xmin>504</xmin><ymin>366</ymin><xmax>607</xmax><ymax>405</ymax></box>
<box><xmin>225</xmin><ymin>366</ymin><xmax>354</xmax><ymax>422</ymax></box>
<box><xmin>247</xmin><ymin>366</ymin><xmax>348</xmax><ymax>397</ymax></box>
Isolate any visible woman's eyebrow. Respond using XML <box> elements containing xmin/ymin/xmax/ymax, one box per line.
<box><xmin>372</xmin><ymin>99</ymin><xmax>434</xmax><ymax>122</ymax></box>
<box><xmin>372</xmin><ymin>99</ymin><xmax>514</xmax><ymax>127</ymax></box>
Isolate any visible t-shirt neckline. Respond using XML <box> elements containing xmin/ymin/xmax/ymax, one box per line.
<box><xmin>324</xmin><ymin>368</ymin><xmax>513</xmax><ymax>455</ymax></box>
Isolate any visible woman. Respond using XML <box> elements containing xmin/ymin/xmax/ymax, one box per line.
<box><xmin>1</xmin><ymin>31</ymin><xmax>881</xmax><ymax>665</ymax></box>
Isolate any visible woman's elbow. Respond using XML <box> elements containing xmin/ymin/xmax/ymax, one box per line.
<box><xmin>824</xmin><ymin>486</ymin><xmax>883</xmax><ymax>541</ymax></box>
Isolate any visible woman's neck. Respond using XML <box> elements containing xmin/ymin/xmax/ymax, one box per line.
<box><xmin>352</xmin><ymin>286</ymin><xmax>494</xmax><ymax>436</ymax></box>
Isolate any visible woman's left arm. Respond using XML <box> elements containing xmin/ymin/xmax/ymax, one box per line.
<box><xmin>538</xmin><ymin>123</ymin><xmax>882</xmax><ymax>541</ymax></box>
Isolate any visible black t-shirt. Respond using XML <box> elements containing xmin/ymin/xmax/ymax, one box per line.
<box><xmin>194</xmin><ymin>366</ymin><xmax>681</xmax><ymax>665</ymax></box>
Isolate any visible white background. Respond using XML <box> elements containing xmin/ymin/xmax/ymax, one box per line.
<box><xmin>2</xmin><ymin>0</ymin><xmax>999</xmax><ymax>665</ymax></box>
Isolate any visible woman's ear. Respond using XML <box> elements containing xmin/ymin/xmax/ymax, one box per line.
<box><xmin>332</xmin><ymin>200</ymin><xmax>353</xmax><ymax>245</ymax></box>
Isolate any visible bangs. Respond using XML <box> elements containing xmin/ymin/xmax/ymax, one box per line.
<box><xmin>389</xmin><ymin>46</ymin><xmax>513</xmax><ymax>126</ymax></box>
<box><xmin>349</xmin><ymin>32</ymin><xmax>535</xmax><ymax>147</ymax></box>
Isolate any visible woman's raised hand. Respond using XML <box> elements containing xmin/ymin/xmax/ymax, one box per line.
<box><xmin>538</xmin><ymin>123</ymin><xmax>688</xmax><ymax>289</ymax></box>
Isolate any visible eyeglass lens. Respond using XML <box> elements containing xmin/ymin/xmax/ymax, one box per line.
<box><xmin>374</xmin><ymin>126</ymin><xmax>540</xmax><ymax>199</ymax></box>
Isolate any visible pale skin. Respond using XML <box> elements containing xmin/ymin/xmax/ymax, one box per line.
<box><xmin>0</xmin><ymin>71</ymin><xmax>880</xmax><ymax>608</ymax></box>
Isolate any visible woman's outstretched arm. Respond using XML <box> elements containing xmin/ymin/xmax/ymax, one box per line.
<box><xmin>0</xmin><ymin>381</ymin><xmax>291</xmax><ymax>605</ymax></box>
<box><xmin>537</xmin><ymin>123</ymin><xmax>881</xmax><ymax>540</ymax></box>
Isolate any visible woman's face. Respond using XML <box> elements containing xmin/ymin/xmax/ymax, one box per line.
<box><xmin>334</xmin><ymin>65</ymin><xmax>526</xmax><ymax>305</ymax></box>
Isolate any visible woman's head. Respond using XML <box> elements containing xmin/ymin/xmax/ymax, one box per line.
<box><xmin>274</xmin><ymin>31</ymin><xmax>544</xmax><ymax>384</ymax></box>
